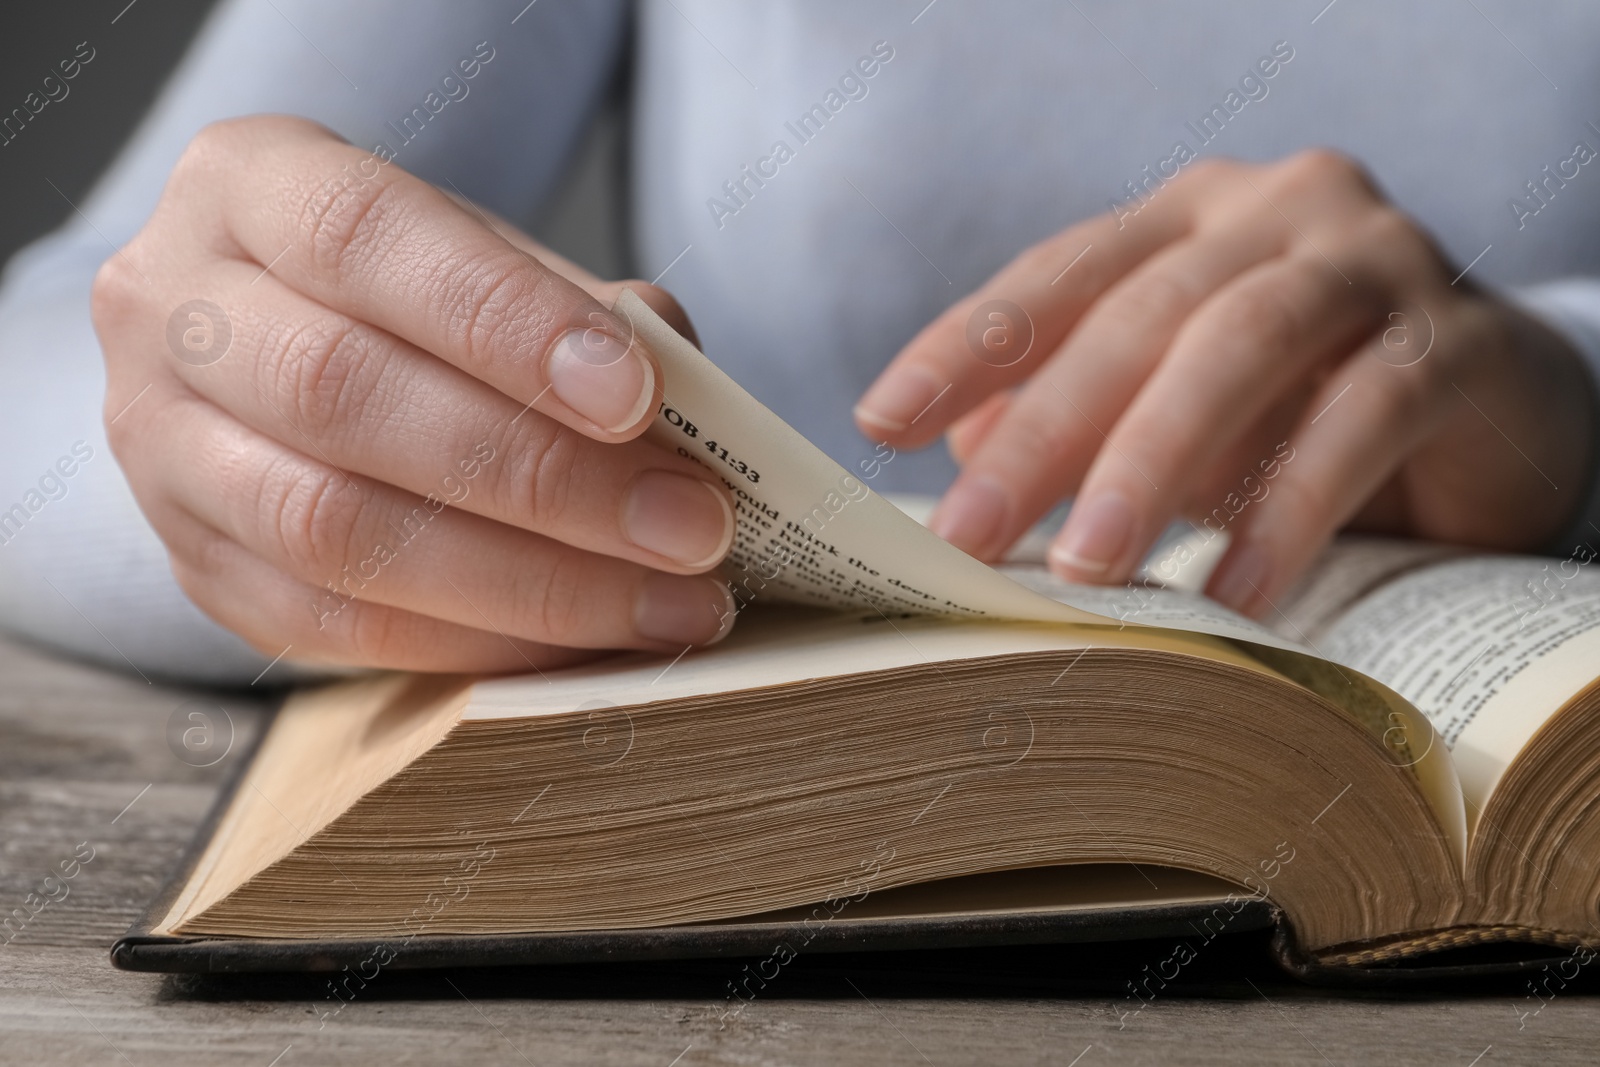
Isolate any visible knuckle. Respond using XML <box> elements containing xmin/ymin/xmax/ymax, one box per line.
<box><xmin>175</xmin><ymin>115</ymin><xmax>331</xmax><ymax>193</ymax></box>
<box><xmin>1277</xmin><ymin>148</ymin><xmax>1374</xmax><ymax>196</ymax></box>
<box><xmin>1023</xmin><ymin>220</ymin><xmax>1103</xmax><ymax>278</ymax></box>
<box><xmin>1360</xmin><ymin>206</ymin><xmax>1416</xmax><ymax>246</ymax></box>
<box><xmin>1173</xmin><ymin>157</ymin><xmax>1238</xmax><ymax>202</ymax></box>
<box><xmin>1293</xmin><ymin>146</ymin><xmax>1353</xmax><ymax>173</ymax></box>
<box><xmin>342</xmin><ymin>600</ymin><xmax>408</xmax><ymax>665</ymax></box>
<box><xmin>1103</xmin><ymin>270</ymin><xmax>1196</xmax><ymax>333</ymax></box>
<box><xmin>1268</xmin><ymin>472</ymin><xmax>1336</xmax><ymax>540</ymax></box>
<box><xmin>1356</xmin><ymin>208</ymin><xmax>1441</xmax><ymax>274</ymax></box>
<box><xmin>261</xmin><ymin>454</ymin><xmax>365</xmax><ymax>575</ymax></box>
<box><xmin>170</xmin><ymin>120</ymin><xmax>241</xmax><ymax>184</ymax></box>
<box><xmin>295</xmin><ymin>167</ymin><xmax>401</xmax><ymax>276</ymax></box>
<box><xmin>166</xmin><ymin>554</ymin><xmax>211</xmax><ymax>603</ymax></box>
<box><xmin>167</xmin><ymin>557</ymin><xmax>246</xmax><ymax>636</ymax></box>
<box><xmin>240</xmin><ymin>630</ymin><xmax>290</xmax><ymax>659</ymax></box>
<box><xmin>89</xmin><ymin>252</ymin><xmax>145</xmax><ymax>339</ymax></box>
<box><xmin>1205</xmin><ymin>284</ymin><xmax>1300</xmax><ymax>358</ymax></box>
<box><xmin>267</xmin><ymin>316</ymin><xmax>378</xmax><ymax>439</ymax></box>
<box><xmin>1005</xmin><ymin>404</ymin><xmax>1082</xmax><ymax>465</ymax></box>
<box><xmin>103</xmin><ymin>399</ymin><xmax>135</xmax><ymax>458</ymax></box>
<box><xmin>514</xmin><ymin>549</ymin><xmax>588</xmax><ymax>641</ymax></box>
<box><xmin>168</xmin><ymin>550</ymin><xmax>280</xmax><ymax>659</ymax></box>
<box><xmin>105</xmin><ymin>385</ymin><xmax>175</xmax><ymax>467</ymax></box>
<box><xmin>518</xmin><ymin>421</ymin><xmax>584</xmax><ymax>530</ymax></box>
<box><xmin>1014</xmin><ymin>233</ymin><xmax>1074</xmax><ymax>276</ymax></box>
<box><xmin>182</xmin><ymin>526</ymin><xmax>237</xmax><ymax>583</ymax></box>
<box><xmin>1377</xmin><ymin>356</ymin><xmax>1441</xmax><ymax>420</ymax></box>
<box><xmin>1182</xmin><ymin>156</ymin><xmax>1234</xmax><ymax>186</ymax></box>
<box><xmin>476</xmin><ymin>414</ymin><xmax>590</xmax><ymax>534</ymax></box>
<box><xmin>443</xmin><ymin>256</ymin><xmax>553</xmax><ymax>372</ymax></box>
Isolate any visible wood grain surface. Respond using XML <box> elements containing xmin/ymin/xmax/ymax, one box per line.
<box><xmin>0</xmin><ymin>630</ymin><xmax>1595</xmax><ymax>1066</ymax></box>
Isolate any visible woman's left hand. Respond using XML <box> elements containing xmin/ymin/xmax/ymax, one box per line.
<box><xmin>854</xmin><ymin>149</ymin><xmax>1597</xmax><ymax>616</ymax></box>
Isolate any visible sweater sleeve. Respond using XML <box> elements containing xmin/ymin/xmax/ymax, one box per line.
<box><xmin>1510</xmin><ymin>280</ymin><xmax>1600</xmax><ymax>559</ymax></box>
<box><xmin>0</xmin><ymin>0</ymin><xmax>628</xmax><ymax>685</ymax></box>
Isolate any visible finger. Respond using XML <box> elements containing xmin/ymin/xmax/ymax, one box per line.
<box><xmin>1205</xmin><ymin>338</ymin><xmax>1448</xmax><ymax>617</ymax></box>
<box><xmin>162</xmin><ymin>262</ymin><xmax>734</xmax><ymax>574</ymax></box>
<box><xmin>853</xmin><ymin>202</ymin><xmax>1193</xmax><ymax>448</ymax></box>
<box><xmin>117</xmin><ymin>392</ymin><xmax>735</xmax><ymax>651</ymax></box>
<box><xmin>1176</xmin><ymin>378</ymin><xmax>1316</xmax><ymax>519</ymax></box>
<box><xmin>167</xmin><ymin>518</ymin><xmax>594</xmax><ymax>673</ymax></box>
<box><xmin>946</xmin><ymin>391</ymin><xmax>1013</xmax><ymax>466</ymax></box>
<box><xmin>438</xmin><ymin>188</ymin><xmax>604</xmax><ymax>291</ymax></box>
<box><xmin>929</xmin><ymin>230</ymin><xmax>1286</xmax><ymax>558</ymax></box>
<box><xmin>170</xmin><ymin>117</ymin><xmax>661</xmax><ymax>441</ymax></box>
<box><xmin>434</xmin><ymin>195</ymin><xmax>705</xmax><ymax>346</ymax></box>
<box><xmin>1047</xmin><ymin>251</ymin><xmax>1381</xmax><ymax>583</ymax></box>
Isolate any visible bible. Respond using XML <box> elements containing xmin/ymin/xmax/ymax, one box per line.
<box><xmin>115</xmin><ymin>292</ymin><xmax>1600</xmax><ymax>980</ymax></box>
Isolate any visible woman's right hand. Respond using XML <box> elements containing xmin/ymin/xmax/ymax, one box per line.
<box><xmin>91</xmin><ymin>116</ymin><xmax>736</xmax><ymax>673</ymax></box>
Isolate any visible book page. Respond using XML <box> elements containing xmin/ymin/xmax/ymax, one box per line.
<box><xmin>464</xmin><ymin>607</ymin><xmax>1268</xmax><ymax>720</ymax></box>
<box><xmin>155</xmin><ymin>673</ymin><xmax>473</xmax><ymax>934</ymax></box>
<box><xmin>727</xmin><ymin>864</ymin><xmax>1240</xmax><ymax>923</ymax></box>
<box><xmin>619</xmin><ymin>290</ymin><xmax>1305</xmax><ymax>653</ymax></box>
<box><xmin>1258</xmin><ymin>536</ymin><xmax>1466</xmax><ymax>645</ymax></box>
<box><xmin>997</xmin><ymin>565</ymin><xmax>1302</xmax><ymax>651</ymax></box>
<box><xmin>1317</xmin><ymin>554</ymin><xmax>1600</xmax><ymax>811</ymax></box>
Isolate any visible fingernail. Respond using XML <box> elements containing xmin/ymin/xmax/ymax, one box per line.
<box><xmin>855</xmin><ymin>366</ymin><xmax>946</xmax><ymax>434</ymax></box>
<box><xmin>929</xmin><ymin>474</ymin><xmax>1009</xmax><ymax>556</ymax></box>
<box><xmin>622</xmin><ymin>472</ymin><xmax>735</xmax><ymax>569</ymax></box>
<box><xmin>545</xmin><ymin>327</ymin><xmax>655</xmax><ymax>434</ymax></box>
<box><xmin>1049</xmin><ymin>491</ymin><xmax>1136</xmax><ymax>576</ymax></box>
<box><xmin>1209</xmin><ymin>541</ymin><xmax>1271</xmax><ymax>615</ymax></box>
<box><xmin>634</xmin><ymin>574</ymin><xmax>736</xmax><ymax>645</ymax></box>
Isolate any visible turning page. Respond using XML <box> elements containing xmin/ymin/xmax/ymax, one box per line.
<box><xmin>619</xmin><ymin>290</ymin><xmax>1297</xmax><ymax>653</ymax></box>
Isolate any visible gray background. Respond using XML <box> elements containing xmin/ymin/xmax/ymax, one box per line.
<box><xmin>0</xmin><ymin>0</ymin><xmax>626</xmax><ymax>283</ymax></box>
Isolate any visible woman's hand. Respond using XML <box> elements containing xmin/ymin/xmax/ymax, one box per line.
<box><xmin>856</xmin><ymin>150</ymin><xmax>1597</xmax><ymax>617</ymax></box>
<box><xmin>93</xmin><ymin>116</ymin><xmax>736</xmax><ymax>672</ymax></box>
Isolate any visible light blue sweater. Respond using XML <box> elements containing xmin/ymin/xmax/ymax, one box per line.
<box><xmin>2</xmin><ymin>0</ymin><xmax>1598</xmax><ymax>682</ymax></box>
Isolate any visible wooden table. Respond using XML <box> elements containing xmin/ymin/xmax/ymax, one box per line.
<box><xmin>2</xmin><ymin>630</ymin><xmax>1595</xmax><ymax>1066</ymax></box>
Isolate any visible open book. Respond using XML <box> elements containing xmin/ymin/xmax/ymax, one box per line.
<box><xmin>116</xmin><ymin>292</ymin><xmax>1600</xmax><ymax>979</ymax></box>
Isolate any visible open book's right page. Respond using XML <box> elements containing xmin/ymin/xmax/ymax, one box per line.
<box><xmin>1273</xmin><ymin>537</ymin><xmax>1600</xmax><ymax>820</ymax></box>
